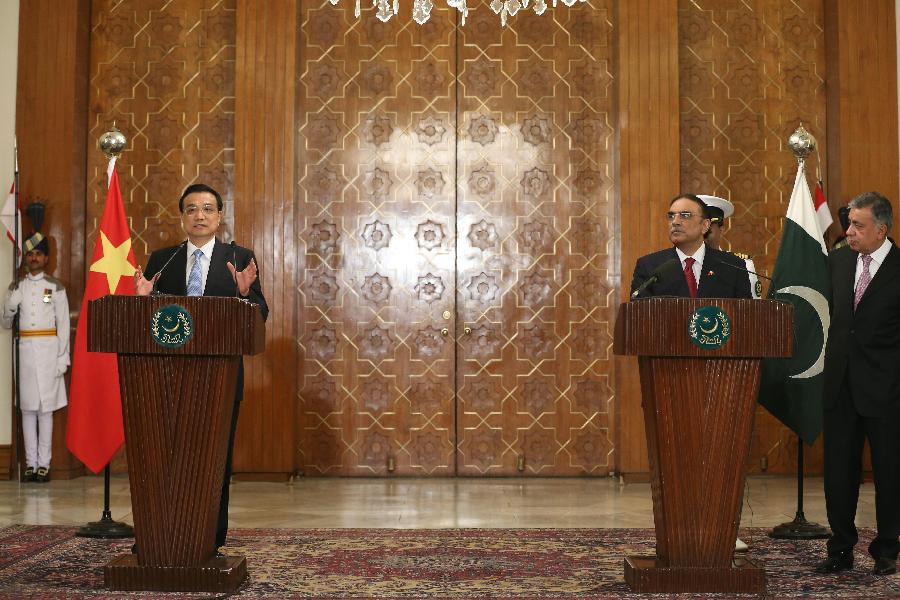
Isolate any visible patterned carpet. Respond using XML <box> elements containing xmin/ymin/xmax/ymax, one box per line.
<box><xmin>0</xmin><ymin>526</ymin><xmax>898</xmax><ymax>599</ymax></box>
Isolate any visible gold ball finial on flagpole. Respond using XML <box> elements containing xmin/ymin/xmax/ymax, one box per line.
<box><xmin>788</xmin><ymin>123</ymin><xmax>816</xmax><ymax>163</ymax></box>
<box><xmin>98</xmin><ymin>125</ymin><xmax>127</xmax><ymax>158</ymax></box>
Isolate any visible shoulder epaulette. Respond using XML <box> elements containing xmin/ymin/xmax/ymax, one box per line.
<box><xmin>43</xmin><ymin>276</ymin><xmax>65</xmax><ymax>292</ymax></box>
<box><xmin>733</xmin><ymin>251</ymin><xmax>749</xmax><ymax>260</ymax></box>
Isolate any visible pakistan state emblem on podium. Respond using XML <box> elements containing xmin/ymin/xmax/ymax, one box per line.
<box><xmin>151</xmin><ymin>304</ymin><xmax>194</xmax><ymax>348</ymax></box>
<box><xmin>688</xmin><ymin>305</ymin><xmax>732</xmax><ymax>349</ymax></box>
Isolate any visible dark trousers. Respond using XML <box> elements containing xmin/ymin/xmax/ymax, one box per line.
<box><xmin>215</xmin><ymin>398</ymin><xmax>240</xmax><ymax>548</ymax></box>
<box><xmin>824</xmin><ymin>379</ymin><xmax>900</xmax><ymax>559</ymax></box>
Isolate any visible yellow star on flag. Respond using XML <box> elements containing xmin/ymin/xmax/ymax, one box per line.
<box><xmin>90</xmin><ymin>231</ymin><xmax>136</xmax><ymax>294</ymax></box>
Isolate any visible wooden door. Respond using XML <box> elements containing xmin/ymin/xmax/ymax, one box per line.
<box><xmin>298</xmin><ymin>2</ymin><xmax>617</xmax><ymax>476</ymax></box>
<box><xmin>297</xmin><ymin>4</ymin><xmax>458</xmax><ymax>474</ymax></box>
<box><xmin>454</xmin><ymin>5</ymin><xmax>618</xmax><ymax>475</ymax></box>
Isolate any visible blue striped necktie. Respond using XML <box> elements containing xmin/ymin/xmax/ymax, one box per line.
<box><xmin>187</xmin><ymin>248</ymin><xmax>204</xmax><ymax>296</ymax></box>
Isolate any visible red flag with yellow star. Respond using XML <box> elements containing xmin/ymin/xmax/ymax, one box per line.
<box><xmin>66</xmin><ymin>161</ymin><xmax>136</xmax><ymax>473</ymax></box>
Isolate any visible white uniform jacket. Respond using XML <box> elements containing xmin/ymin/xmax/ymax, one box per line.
<box><xmin>1</xmin><ymin>272</ymin><xmax>70</xmax><ymax>412</ymax></box>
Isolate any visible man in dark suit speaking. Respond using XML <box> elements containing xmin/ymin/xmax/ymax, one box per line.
<box><xmin>816</xmin><ymin>191</ymin><xmax>899</xmax><ymax>576</ymax></box>
<box><xmin>630</xmin><ymin>193</ymin><xmax>752</xmax><ymax>299</ymax></box>
<box><xmin>134</xmin><ymin>183</ymin><xmax>268</xmax><ymax>553</ymax></box>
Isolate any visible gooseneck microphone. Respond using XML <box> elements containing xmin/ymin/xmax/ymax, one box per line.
<box><xmin>230</xmin><ymin>240</ymin><xmax>240</xmax><ymax>298</ymax></box>
<box><xmin>631</xmin><ymin>258</ymin><xmax>681</xmax><ymax>298</ymax></box>
<box><xmin>707</xmin><ymin>256</ymin><xmax>772</xmax><ymax>281</ymax></box>
<box><xmin>150</xmin><ymin>240</ymin><xmax>187</xmax><ymax>295</ymax></box>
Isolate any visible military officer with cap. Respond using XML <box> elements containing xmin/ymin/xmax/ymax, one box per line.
<box><xmin>699</xmin><ymin>194</ymin><xmax>762</xmax><ymax>299</ymax></box>
<box><xmin>1</xmin><ymin>232</ymin><xmax>70</xmax><ymax>483</ymax></box>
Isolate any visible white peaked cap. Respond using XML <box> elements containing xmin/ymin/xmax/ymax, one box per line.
<box><xmin>698</xmin><ymin>195</ymin><xmax>735</xmax><ymax>219</ymax></box>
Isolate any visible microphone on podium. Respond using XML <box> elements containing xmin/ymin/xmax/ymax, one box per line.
<box><xmin>150</xmin><ymin>240</ymin><xmax>186</xmax><ymax>295</ymax></box>
<box><xmin>631</xmin><ymin>258</ymin><xmax>681</xmax><ymax>299</ymax></box>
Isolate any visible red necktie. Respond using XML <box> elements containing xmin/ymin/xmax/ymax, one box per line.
<box><xmin>683</xmin><ymin>257</ymin><xmax>698</xmax><ymax>298</ymax></box>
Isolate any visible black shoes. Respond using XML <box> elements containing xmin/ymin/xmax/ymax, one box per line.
<box><xmin>815</xmin><ymin>553</ymin><xmax>853</xmax><ymax>574</ymax></box>
<box><xmin>22</xmin><ymin>467</ymin><xmax>35</xmax><ymax>483</ymax></box>
<box><xmin>34</xmin><ymin>467</ymin><xmax>50</xmax><ymax>483</ymax></box>
<box><xmin>872</xmin><ymin>557</ymin><xmax>897</xmax><ymax>576</ymax></box>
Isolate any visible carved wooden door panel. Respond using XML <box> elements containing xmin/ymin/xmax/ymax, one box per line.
<box><xmin>297</xmin><ymin>5</ymin><xmax>458</xmax><ymax>475</ymax></box>
<box><xmin>455</xmin><ymin>7</ymin><xmax>618</xmax><ymax>475</ymax></box>
<box><xmin>298</xmin><ymin>3</ymin><xmax>617</xmax><ymax>476</ymax></box>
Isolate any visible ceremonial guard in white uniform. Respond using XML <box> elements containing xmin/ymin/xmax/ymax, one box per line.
<box><xmin>700</xmin><ymin>194</ymin><xmax>762</xmax><ymax>299</ymax></box>
<box><xmin>1</xmin><ymin>232</ymin><xmax>69</xmax><ymax>482</ymax></box>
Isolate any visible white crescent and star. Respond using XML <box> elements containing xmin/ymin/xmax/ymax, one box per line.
<box><xmin>776</xmin><ymin>285</ymin><xmax>830</xmax><ymax>379</ymax></box>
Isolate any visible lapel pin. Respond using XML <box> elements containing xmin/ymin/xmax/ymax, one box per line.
<box><xmin>707</xmin><ymin>270</ymin><xmax>714</xmax><ymax>277</ymax></box>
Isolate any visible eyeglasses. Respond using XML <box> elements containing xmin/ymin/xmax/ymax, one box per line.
<box><xmin>666</xmin><ymin>211</ymin><xmax>698</xmax><ymax>221</ymax></box>
<box><xmin>183</xmin><ymin>205</ymin><xmax>219</xmax><ymax>217</ymax></box>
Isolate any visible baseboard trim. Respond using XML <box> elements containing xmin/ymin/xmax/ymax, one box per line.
<box><xmin>620</xmin><ymin>471</ymin><xmax>651</xmax><ymax>484</ymax></box>
<box><xmin>0</xmin><ymin>445</ymin><xmax>11</xmax><ymax>480</ymax></box>
<box><xmin>232</xmin><ymin>472</ymin><xmax>291</xmax><ymax>482</ymax></box>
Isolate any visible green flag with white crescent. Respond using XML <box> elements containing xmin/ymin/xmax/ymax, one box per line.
<box><xmin>757</xmin><ymin>162</ymin><xmax>830</xmax><ymax>445</ymax></box>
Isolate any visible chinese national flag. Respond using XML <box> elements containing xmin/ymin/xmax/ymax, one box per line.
<box><xmin>66</xmin><ymin>159</ymin><xmax>137</xmax><ymax>473</ymax></box>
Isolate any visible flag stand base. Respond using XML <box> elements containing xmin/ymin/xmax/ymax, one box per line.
<box><xmin>768</xmin><ymin>440</ymin><xmax>830</xmax><ymax>540</ymax></box>
<box><xmin>770</xmin><ymin>511</ymin><xmax>830</xmax><ymax>540</ymax></box>
<box><xmin>76</xmin><ymin>511</ymin><xmax>134</xmax><ymax>539</ymax></box>
<box><xmin>75</xmin><ymin>465</ymin><xmax>134</xmax><ymax>539</ymax></box>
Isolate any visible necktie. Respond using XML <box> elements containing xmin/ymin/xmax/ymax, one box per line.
<box><xmin>854</xmin><ymin>254</ymin><xmax>873</xmax><ymax>308</ymax></box>
<box><xmin>187</xmin><ymin>249</ymin><xmax>204</xmax><ymax>296</ymax></box>
<box><xmin>683</xmin><ymin>256</ymin><xmax>698</xmax><ymax>298</ymax></box>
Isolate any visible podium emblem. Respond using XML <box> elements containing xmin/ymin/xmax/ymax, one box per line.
<box><xmin>688</xmin><ymin>305</ymin><xmax>731</xmax><ymax>349</ymax></box>
<box><xmin>151</xmin><ymin>304</ymin><xmax>194</xmax><ymax>348</ymax></box>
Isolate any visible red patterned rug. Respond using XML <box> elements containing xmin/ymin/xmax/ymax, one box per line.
<box><xmin>0</xmin><ymin>526</ymin><xmax>898</xmax><ymax>599</ymax></box>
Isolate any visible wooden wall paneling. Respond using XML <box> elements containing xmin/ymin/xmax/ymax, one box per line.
<box><xmin>16</xmin><ymin>0</ymin><xmax>91</xmax><ymax>479</ymax></box>
<box><xmin>87</xmin><ymin>0</ymin><xmax>239</xmax><ymax>472</ymax></box>
<box><xmin>614</xmin><ymin>0</ymin><xmax>681</xmax><ymax>478</ymax></box>
<box><xmin>455</xmin><ymin>2</ymin><xmax>618</xmax><ymax>475</ymax></box>
<box><xmin>678</xmin><ymin>0</ymin><xmax>829</xmax><ymax>476</ymax></box>
<box><xmin>233</xmin><ymin>0</ymin><xmax>298</xmax><ymax>478</ymax></box>
<box><xmin>296</xmin><ymin>2</ymin><xmax>459</xmax><ymax>475</ymax></box>
<box><xmin>825</xmin><ymin>0</ymin><xmax>899</xmax><ymax>226</ymax></box>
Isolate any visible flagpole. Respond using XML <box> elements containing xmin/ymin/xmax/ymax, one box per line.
<box><xmin>769</xmin><ymin>124</ymin><xmax>829</xmax><ymax>541</ymax></box>
<box><xmin>10</xmin><ymin>138</ymin><xmax>20</xmax><ymax>480</ymax></box>
<box><xmin>74</xmin><ymin>127</ymin><xmax>133</xmax><ymax>540</ymax></box>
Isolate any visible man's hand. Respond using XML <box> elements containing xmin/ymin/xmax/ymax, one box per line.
<box><xmin>134</xmin><ymin>266</ymin><xmax>159</xmax><ymax>296</ymax></box>
<box><xmin>227</xmin><ymin>258</ymin><xmax>258</xmax><ymax>297</ymax></box>
<box><xmin>56</xmin><ymin>361</ymin><xmax>67</xmax><ymax>377</ymax></box>
<box><xmin>7</xmin><ymin>286</ymin><xmax>22</xmax><ymax>308</ymax></box>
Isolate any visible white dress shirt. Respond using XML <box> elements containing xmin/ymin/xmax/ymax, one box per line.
<box><xmin>675</xmin><ymin>243</ymin><xmax>706</xmax><ymax>286</ymax></box>
<box><xmin>185</xmin><ymin>238</ymin><xmax>216</xmax><ymax>294</ymax></box>
<box><xmin>854</xmin><ymin>238</ymin><xmax>892</xmax><ymax>287</ymax></box>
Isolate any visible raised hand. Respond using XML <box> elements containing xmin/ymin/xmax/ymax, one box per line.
<box><xmin>134</xmin><ymin>265</ymin><xmax>159</xmax><ymax>296</ymax></box>
<box><xmin>227</xmin><ymin>258</ymin><xmax>258</xmax><ymax>297</ymax></box>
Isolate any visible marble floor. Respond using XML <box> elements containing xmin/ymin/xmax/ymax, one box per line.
<box><xmin>0</xmin><ymin>475</ymin><xmax>875</xmax><ymax>530</ymax></box>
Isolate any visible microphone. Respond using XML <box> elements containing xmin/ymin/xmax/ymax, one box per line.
<box><xmin>150</xmin><ymin>241</ymin><xmax>186</xmax><ymax>295</ymax></box>
<box><xmin>631</xmin><ymin>258</ymin><xmax>681</xmax><ymax>298</ymax></box>
<box><xmin>707</xmin><ymin>256</ymin><xmax>772</xmax><ymax>281</ymax></box>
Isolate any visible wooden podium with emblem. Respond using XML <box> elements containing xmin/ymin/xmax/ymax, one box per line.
<box><xmin>87</xmin><ymin>295</ymin><xmax>265</xmax><ymax>593</ymax></box>
<box><xmin>614</xmin><ymin>298</ymin><xmax>793</xmax><ymax>594</ymax></box>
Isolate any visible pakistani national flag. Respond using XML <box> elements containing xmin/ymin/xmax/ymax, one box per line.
<box><xmin>757</xmin><ymin>162</ymin><xmax>830</xmax><ymax>445</ymax></box>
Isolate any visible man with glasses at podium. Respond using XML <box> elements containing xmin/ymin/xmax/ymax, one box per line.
<box><xmin>630</xmin><ymin>193</ymin><xmax>752</xmax><ymax>300</ymax></box>
<box><xmin>134</xmin><ymin>183</ymin><xmax>268</xmax><ymax>555</ymax></box>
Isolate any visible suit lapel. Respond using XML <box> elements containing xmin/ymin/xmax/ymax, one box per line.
<box><xmin>660</xmin><ymin>247</ymin><xmax>690</xmax><ymax>296</ymax></box>
<box><xmin>856</xmin><ymin>244</ymin><xmax>900</xmax><ymax>309</ymax></box>
<box><xmin>160</xmin><ymin>245</ymin><xmax>188</xmax><ymax>295</ymax></box>
<box><xmin>206</xmin><ymin>239</ymin><xmax>230</xmax><ymax>296</ymax></box>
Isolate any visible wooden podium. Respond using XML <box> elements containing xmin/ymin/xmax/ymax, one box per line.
<box><xmin>614</xmin><ymin>298</ymin><xmax>793</xmax><ymax>594</ymax></box>
<box><xmin>88</xmin><ymin>295</ymin><xmax>265</xmax><ymax>593</ymax></box>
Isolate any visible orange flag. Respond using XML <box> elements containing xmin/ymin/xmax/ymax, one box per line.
<box><xmin>66</xmin><ymin>159</ymin><xmax>137</xmax><ymax>473</ymax></box>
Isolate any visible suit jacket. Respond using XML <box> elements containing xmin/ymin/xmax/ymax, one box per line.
<box><xmin>823</xmin><ymin>243</ymin><xmax>900</xmax><ymax>416</ymax></box>
<box><xmin>143</xmin><ymin>239</ymin><xmax>269</xmax><ymax>321</ymax></box>
<box><xmin>629</xmin><ymin>246</ymin><xmax>752</xmax><ymax>299</ymax></box>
